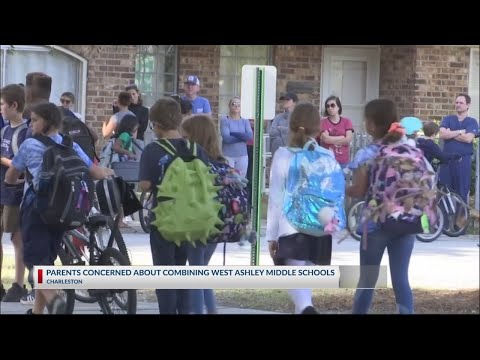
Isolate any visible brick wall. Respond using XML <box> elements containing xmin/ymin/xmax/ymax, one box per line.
<box><xmin>63</xmin><ymin>45</ymin><xmax>137</xmax><ymax>149</ymax></box>
<box><xmin>177</xmin><ymin>45</ymin><xmax>220</xmax><ymax>119</ymax></box>
<box><xmin>379</xmin><ymin>45</ymin><xmax>417</xmax><ymax>119</ymax></box>
<box><xmin>413</xmin><ymin>45</ymin><xmax>470</xmax><ymax>122</ymax></box>
<box><xmin>273</xmin><ymin>45</ymin><xmax>322</xmax><ymax>111</ymax></box>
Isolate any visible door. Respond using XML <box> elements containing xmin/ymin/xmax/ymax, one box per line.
<box><xmin>321</xmin><ymin>46</ymin><xmax>380</xmax><ymax>129</ymax></box>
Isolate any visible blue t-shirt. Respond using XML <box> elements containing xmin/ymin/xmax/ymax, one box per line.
<box><xmin>12</xmin><ymin>133</ymin><xmax>93</xmax><ymax>190</ymax></box>
<box><xmin>440</xmin><ymin>115</ymin><xmax>479</xmax><ymax>155</ymax></box>
<box><xmin>1</xmin><ymin>122</ymin><xmax>28</xmax><ymax>205</ymax></box>
<box><xmin>182</xmin><ymin>96</ymin><xmax>211</xmax><ymax>114</ymax></box>
<box><xmin>348</xmin><ymin>143</ymin><xmax>381</xmax><ymax>170</ymax></box>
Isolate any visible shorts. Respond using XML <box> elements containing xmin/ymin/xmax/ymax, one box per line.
<box><xmin>274</xmin><ymin>232</ymin><xmax>332</xmax><ymax>266</ymax></box>
<box><xmin>20</xmin><ymin>196</ymin><xmax>64</xmax><ymax>268</ymax></box>
<box><xmin>0</xmin><ymin>204</ymin><xmax>21</xmax><ymax>234</ymax></box>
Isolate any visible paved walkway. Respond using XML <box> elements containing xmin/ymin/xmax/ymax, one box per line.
<box><xmin>0</xmin><ymin>301</ymin><xmax>279</xmax><ymax>315</ymax></box>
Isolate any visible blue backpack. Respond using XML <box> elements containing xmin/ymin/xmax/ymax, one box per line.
<box><xmin>283</xmin><ymin>139</ymin><xmax>346</xmax><ymax>236</ymax></box>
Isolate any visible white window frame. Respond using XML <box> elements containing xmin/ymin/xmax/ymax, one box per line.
<box><xmin>134</xmin><ymin>45</ymin><xmax>177</xmax><ymax>107</ymax></box>
<box><xmin>1</xmin><ymin>45</ymin><xmax>87</xmax><ymax>119</ymax></box>
<box><xmin>219</xmin><ymin>45</ymin><xmax>272</xmax><ymax>118</ymax></box>
<box><xmin>468</xmin><ymin>47</ymin><xmax>479</xmax><ymax>121</ymax></box>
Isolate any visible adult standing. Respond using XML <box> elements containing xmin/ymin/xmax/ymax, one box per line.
<box><xmin>181</xmin><ymin>75</ymin><xmax>211</xmax><ymax>115</ymax></box>
<box><xmin>269</xmin><ymin>92</ymin><xmax>298</xmax><ymax>156</ymax></box>
<box><xmin>220</xmin><ymin>97</ymin><xmax>253</xmax><ymax>177</ymax></box>
<box><xmin>439</xmin><ymin>93</ymin><xmax>479</xmax><ymax>204</ymax></box>
<box><xmin>317</xmin><ymin>96</ymin><xmax>354</xmax><ymax>168</ymax></box>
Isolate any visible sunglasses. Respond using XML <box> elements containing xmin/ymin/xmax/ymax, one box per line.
<box><xmin>326</xmin><ymin>103</ymin><xmax>336</xmax><ymax>109</ymax></box>
<box><xmin>60</xmin><ymin>98</ymin><xmax>71</xmax><ymax>104</ymax></box>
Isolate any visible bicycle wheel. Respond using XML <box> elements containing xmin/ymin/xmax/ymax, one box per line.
<box><xmin>347</xmin><ymin>201</ymin><xmax>364</xmax><ymax>241</ymax></box>
<box><xmin>56</xmin><ymin>246</ymin><xmax>80</xmax><ymax>313</ymax></box>
<box><xmin>97</xmin><ymin>217</ymin><xmax>131</xmax><ymax>263</ymax></box>
<box><xmin>440</xmin><ymin>192</ymin><xmax>470</xmax><ymax>237</ymax></box>
<box><xmin>58</xmin><ymin>243</ymin><xmax>97</xmax><ymax>305</ymax></box>
<box><xmin>96</xmin><ymin>247</ymin><xmax>137</xmax><ymax>315</ymax></box>
<box><xmin>139</xmin><ymin>191</ymin><xmax>153</xmax><ymax>233</ymax></box>
<box><xmin>416</xmin><ymin>206</ymin><xmax>445</xmax><ymax>243</ymax></box>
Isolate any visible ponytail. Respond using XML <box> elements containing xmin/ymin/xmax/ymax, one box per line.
<box><xmin>289</xmin><ymin>126</ymin><xmax>309</xmax><ymax>148</ymax></box>
<box><xmin>382</xmin><ymin>122</ymin><xmax>405</xmax><ymax>144</ymax></box>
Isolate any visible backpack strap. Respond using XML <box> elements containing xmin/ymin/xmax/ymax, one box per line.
<box><xmin>1</xmin><ymin>123</ymin><xmax>28</xmax><ymax>156</ymax></box>
<box><xmin>132</xmin><ymin>139</ymin><xmax>144</xmax><ymax>152</ymax></box>
<box><xmin>155</xmin><ymin>139</ymin><xmax>198</xmax><ymax>158</ymax></box>
<box><xmin>33</xmin><ymin>134</ymin><xmax>58</xmax><ymax>148</ymax></box>
<box><xmin>155</xmin><ymin>139</ymin><xmax>177</xmax><ymax>156</ymax></box>
<box><xmin>303</xmin><ymin>138</ymin><xmax>318</xmax><ymax>151</ymax></box>
<box><xmin>11</xmin><ymin>123</ymin><xmax>28</xmax><ymax>155</ymax></box>
<box><xmin>186</xmin><ymin>140</ymin><xmax>197</xmax><ymax>157</ymax></box>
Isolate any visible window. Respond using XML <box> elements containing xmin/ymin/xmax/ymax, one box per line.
<box><xmin>0</xmin><ymin>45</ymin><xmax>86</xmax><ymax>118</ymax></box>
<box><xmin>219</xmin><ymin>45</ymin><xmax>271</xmax><ymax>117</ymax></box>
<box><xmin>469</xmin><ymin>47</ymin><xmax>479</xmax><ymax>121</ymax></box>
<box><xmin>135</xmin><ymin>45</ymin><xmax>177</xmax><ymax>108</ymax></box>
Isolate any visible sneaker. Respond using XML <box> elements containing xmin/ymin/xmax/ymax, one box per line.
<box><xmin>301</xmin><ymin>306</ymin><xmax>319</xmax><ymax>315</ymax></box>
<box><xmin>46</xmin><ymin>295</ymin><xmax>66</xmax><ymax>314</ymax></box>
<box><xmin>2</xmin><ymin>283</ymin><xmax>28</xmax><ymax>302</ymax></box>
<box><xmin>0</xmin><ymin>284</ymin><xmax>5</xmax><ymax>301</ymax></box>
<box><xmin>20</xmin><ymin>289</ymin><xmax>35</xmax><ymax>305</ymax></box>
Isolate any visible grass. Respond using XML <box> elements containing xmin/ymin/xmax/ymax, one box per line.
<box><xmin>136</xmin><ymin>288</ymin><xmax>479</xmax><ymax>314</ymax></box>
<box><xmin>1</xmin><ymin>255</ymin><xmax>60</xmax><ymax>290</ymax></box>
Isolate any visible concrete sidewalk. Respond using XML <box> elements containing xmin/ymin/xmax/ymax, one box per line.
<box><xmin>0</xmin><ymin>300</ymin><xmax>281</xmax><ymax>315</ymax></box>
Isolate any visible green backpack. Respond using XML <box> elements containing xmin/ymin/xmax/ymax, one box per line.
<box><xmin>151</xmin><ymin>139</ymin><xmax>224</xmax><ymax>246</ymax></box>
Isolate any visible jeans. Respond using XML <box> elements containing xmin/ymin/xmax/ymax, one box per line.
<box><xmin>150</xmin><ymin>230</ymin><xmax>190</xmax><ymax>314</ymax></box>
<box><xmin>352</xmin><ymin>230</ymin><xmax>415</xmax><ymax>314</ymax></box>
<box><xmin>187</xmin><ymin>242</ymin><xmax>218</xmax><ymax>314</ymax></box>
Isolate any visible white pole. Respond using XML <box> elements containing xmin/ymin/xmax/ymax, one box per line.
<box><xmin>475</xmin><ymin>144</ymin><xmax>479</xmax><ymax>210</ymax></box>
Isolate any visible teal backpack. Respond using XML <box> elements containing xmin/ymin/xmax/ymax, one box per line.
<box><xmin>283</xmin><ymin>139</ymin><xmax>346</xmax><ymax>236</ymax></box>
<box><xmin>150</xmin><ymin>139</ymin><xmax>224</xmax><ymax>246</ymax></box>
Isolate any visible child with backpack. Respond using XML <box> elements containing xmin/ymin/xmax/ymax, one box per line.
<box><xmin>139</xmin><ymin>98</ymin><xmax>219</xmax><ymax>315</ymax></box>
<box><xmin>180</xmin><ymin>114</ymin><xmax>224</xmax><ymax>314</ymax></box>
<box><xmin>347</xmin><ymin>99</ymin><xmax>436</xmax><ymax>314</ymax></box>
<box><xmin>112</xmin><ymin>114</ymin><xmax>139</xmax><ymax>162</ymax></box>
<box><xmin>266</xmin><ymin>102</ymin><xmax>346</xmax><ymax>314</ymax></box>
<box><xmin>1</xmin><ymin>84</ymin><xmax>29</xmax><ymax>302</ymax></box>
<box><xmin>417</xmin><ymin>121</ymin><xmax>461</xmax><ymax>171</ymax></box>
<box><xmin>5</xmin><ymin>102</ymin><xmax>114</xmax><ymax>314</ymax></box>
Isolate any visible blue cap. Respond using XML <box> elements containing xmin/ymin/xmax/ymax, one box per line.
<box><xmin>400</xmin><ymin>117</ymin><xmax>423</xmax><ymax>136</ymax></box>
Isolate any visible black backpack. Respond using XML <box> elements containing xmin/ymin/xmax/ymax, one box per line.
<box><xmin>60</xmin><ymin>110</ymin><xmax>97</xmax><ymax>161</ymax></box>
<box><xmin>33</xmin><ymin>134</ymin><xmax>94</xmax><ymax>231</ymax></box>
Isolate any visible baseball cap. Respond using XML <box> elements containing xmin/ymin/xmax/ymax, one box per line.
<box><xmin>279</xmin><ymin>92</ymin><xmax>298</xmax><ymax>102</ymax></box>
<box><xmin>400</xmin><ymin>116</ymin><xmax>423</xmax><ymax>136</ymax></box>
<box><xmin>184</xmin><ymin>75</ymin><xmax>200</xmax><ymax>86</ymax></box>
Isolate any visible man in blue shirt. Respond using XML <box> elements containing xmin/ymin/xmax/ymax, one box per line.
<box><xmin>439</xmin><ymin>93</ymin><xmax>479</xmax><ymax>204</ymax></box>
<box><xmin>181</xmin><ymin>75</ymin><xmax>211</xmax><ymax>116</ymax></box>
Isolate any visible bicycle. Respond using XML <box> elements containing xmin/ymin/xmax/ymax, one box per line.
<box><xmin>58</xmin><ymin>213</ymin><xmax>137</xmax><ymax>314</ymax></box>
<box><xmin>430</xmin><ymin>161</ymin><xmax>471</xmax><ymax>238</ymax></box>
<box><xmin>346</xmin><ymin>162</ymin><xmax>472</xmax><ymax>242</ymax></box>
<box><xmin>346</xmin><ymin>200</ymin><xmax>445</xmax><ymax>243</ymax></box>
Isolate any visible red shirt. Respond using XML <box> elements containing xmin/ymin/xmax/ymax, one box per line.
<box><xmin>317</xmin><ymin>116</ymin><xmax>353</xmax><ymax>164</ymax></box>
